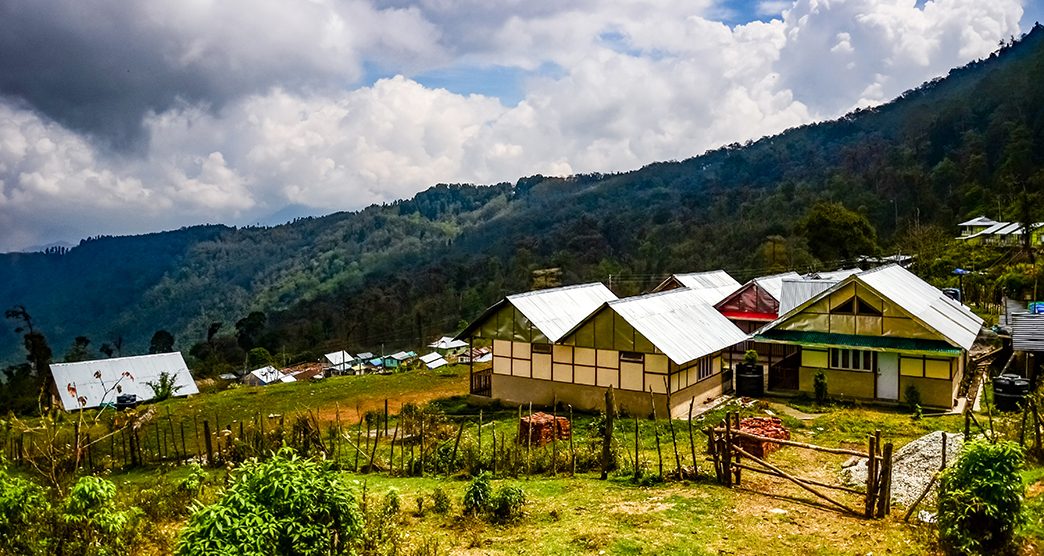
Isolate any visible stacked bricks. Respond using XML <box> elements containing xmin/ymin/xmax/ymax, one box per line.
<box><xmin>518</xmin><ymin>412</ymin><xmax>571</xmax><ymax>446</ymax></box>
<box><xmin>737</xmin><ymin>417</ymin><xmax>790</xmax><ymax>458</ymax></box>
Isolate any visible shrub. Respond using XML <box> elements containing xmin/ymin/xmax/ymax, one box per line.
<box><xmin>0</xmin><ymin>466</ymin><xmax>53</xmax><ymax>555</ymax></box>
<box><xmin>904</xmin><ymin>385</ymin><xmax>921</xmax><ymax>413</ymax></box>
<box><xmin>937</xmin><ymin>439</ymin><xmax>1025</xmax><ymax>555</ymax></box>
<box><xmin>743</xmin><ymin>350</ymin><xmax>758</xmax><ymax>365</ymax></box>
<box><xmin>491</xmin><ymin>485</ymin><xmax>526</xmax><ymax>522</ymax></box>
<box><xmin>462</xmin><ymin>472</ymin><xmax>492</xmax><ymax>516</ymax></box>
<box><xmin>813</xmin><ymin>371</ymin><xmax>828</xmax><ymax>404</ymax></box>
<box><xmin>62</xmin><ymin>475</ymin><xmax>141</xmax><ymax>556</ymax></box>
<box><xmin>431</xmin><ymin>487</ymin><xmax>451</xmax><ymax>514</ymax></box>
<box><xmin>145</xmin><ymin>371</ymin><xmax>183</xmax><ymax>402</ymax></box>
<box><xmin>176</xmin><ymin>448</ymin><xmax>363</xmax><ymax>556</ymax></box>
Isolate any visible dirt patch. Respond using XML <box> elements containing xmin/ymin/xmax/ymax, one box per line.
<box><xmin>611</xmin><ymin>500</ymin><xmax>672</xmax><ymax>514</ymax></box>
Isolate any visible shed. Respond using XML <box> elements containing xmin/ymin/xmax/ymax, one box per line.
<box><xmin>242</xmin><ymin>366</ymin><xmax>287</xmax><ymax>386</ymax></box>
<box><xmin>323</xmin><ymin>350</ymin><xmax>354</xmax><ymax>373</ymax></box>
<box><xmin>420</xmin><ymin>352</ymin><xmax>449</xmax><ymax>369</ymax></box>
<box><xmin>50</xmin><ymin>352</ymin><xmax>199</xmax><ymax>411</ymax></box>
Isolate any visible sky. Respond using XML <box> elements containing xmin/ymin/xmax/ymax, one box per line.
<box><xmin>0</xmin><ymin>0</ymin><xmax>1037</xmax><ymax>252</ymax></box>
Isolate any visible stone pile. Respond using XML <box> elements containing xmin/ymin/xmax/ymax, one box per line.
<box><xmin>737</xmin><ymin>416</ymin><xmax>791</xmax><ymax>458</ymax></box>
<box><xmin>518</xmin><ymin>412</ymin><xmax>571</xmax><ymax>446</ymax></box>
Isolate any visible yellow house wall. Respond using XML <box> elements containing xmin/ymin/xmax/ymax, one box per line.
<box><xmin>796</xmin><ymin>351</ymin><xmax>961</xmax><ymax>408</ymax></box>
<box><xmin>780</xmin><ymin>282</ymin><xmax>945</xmax><ymax>341</ymax></box>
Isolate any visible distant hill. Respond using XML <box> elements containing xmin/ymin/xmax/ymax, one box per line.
<box><xmin>2</xmin><ymin>25</ymin><xmax>1043</xmax><ymax>368</ymax></box>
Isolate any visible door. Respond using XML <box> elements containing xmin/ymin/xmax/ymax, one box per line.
<box><xmin>877</xmin><ymin>352</ymin><xmax>899</xmax><ymax>401</ymax></box>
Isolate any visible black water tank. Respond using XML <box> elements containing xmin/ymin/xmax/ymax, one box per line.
<box><xmin>116</xmin><ymin>394</ymin><xmax>138</xmax><ymax>410</ymax></box>
<box><xmin>993</xmin><ymin>374</ymin><xmax>1030</xmax><ymax>412</ymax></box>
<box><xmin>735</xmin><ymin>364</ymin><xmax>764</xmax><ymax>397</ymax></box>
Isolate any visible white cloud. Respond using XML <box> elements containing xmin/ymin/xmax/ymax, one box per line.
<box><xmin>0</xmin><ymin>0</ymin><xmax>1029</xmax><ymax>251</ymax></box>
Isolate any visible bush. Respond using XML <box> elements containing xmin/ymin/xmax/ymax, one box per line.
<box><xmin>176</xmin><ymin>448</ymin><xmax>363</xmax><ymax>556</ymax></box>
<box><xmin>904</xmin><ymin>385</ymin><xmax>921</xmax><ymax>413</ymax></box>
<box><xmin>937</xmin><ymin>439</ymin><xmax>1025</xmax><ymax>555</ymax></box>
<box><xmin>431</xmin><ymin>487</ymin><xmax>451</xmax><ymax>514</ymax></box>
<box><xmin>813</xmin><ymin>371</ymin><xmax>828</xmax><ymax>404</ymax></box>
<box><xmin>0</xmin><ymin>466</ymin><xmax>53</xmax><ymax>555</ymax></box>
<box><xmin>491</xmin><ymin>485</ymin><xmax>526</xmax><ymax>522</ymax></box>
<box><xmin>743</xmin><ymin>350</ymin><xmax>758</xmax><ymax>365</ymax></box>
<box><xmin>62</xmin><ymin>475</ymin><xmax>141</xmax><ymax>556</ymax></box>
<box><xmin>462</xmin><ymin>472</ymin><xmax>492</xmax><ymax>516</ymax></box>
<box><xmin>145</xmin><ymin>371</ymin><xmax>184</xmax><ymax>402</ymax></box>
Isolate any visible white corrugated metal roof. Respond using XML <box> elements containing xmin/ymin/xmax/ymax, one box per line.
<box><xmin>778</xmin><ymin>279</ymin><xmax>841</xmax><ymax>316</ymax></box>
<box><xmin>248</xmin><ymin>366</ymin><xmax>285</xmax><ymax>384</ymax></box>
<box><xmin>752</xmin><ymin>271</ymin><xmax>802</xmax><ymax>302</ymax></box>
<box><xmin>420</xmin><ymin>352</ymin><xmax>449</xmax><ymax>369</ymax></box>
<box><xmin>605</xmin><ymin>288</ymin><xmax>748</xmax><ymax>366</ymax></box>
<box><xmin>856</xmin><ymin>265</ymin><xmax>982</xmax><ymax>350</ymax></box>
<box><xmin>324</xmin><ymin>350</ymin><xmax>353</xmax><ymax>370</ymax></box>
<box><xmin>428</xmin><ymin>336</ymin><xmax>468</xmax><ymax>350</ymax></box>
<box><xmin>958</xmin><ymin>216</ymin><xmax>998</xmax><ymax>227</ymax></box>
<box><xmin>1013</xmin><ymin>313</ymin><xmax>1044</xmax><ymax>351</ymax></box>
<box><xmin>669</xmin><ymin>271</ymin><xmax>740</xmax><ymax>304</ymax></box>
<box><xmin>507</xmin><ymin>282</ymin><xmax>619</xmax><ymax>342</ymax></box>
<box><xmin>50</xmin><ymin>352</ymin><xmax>199</xmax><ymax>411</ymax></box>
<box><xmin>807</xmin><ymin>268</ymin><xmax>861</xmax><ymax>281</ymax></box>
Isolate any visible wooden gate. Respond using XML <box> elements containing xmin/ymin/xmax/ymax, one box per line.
<box><xmin>707</xmin><ymin>412</ymin><xmax>893</xmax><ymax>518</ymax></box>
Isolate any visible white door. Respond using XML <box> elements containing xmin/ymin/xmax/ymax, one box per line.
<box><xmin>877</xmin><ymin>352</ymin><xmax>899</xmax><ymax>401</ymax></box>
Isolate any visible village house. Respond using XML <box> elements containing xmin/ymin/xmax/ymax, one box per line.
<box><xmin>754</xmin><ymin>265</ymin><xmax>983</xmax><ymax>408</ymax></box>
<box><xmin>456</xmin><ymin>282</ymin><xmax>618</xmax><ymax>399</ymax></box>
<box><xmin>555</xmin><ymin>288</ymin><xmax>749</xmax><ymax>416</ymax></box>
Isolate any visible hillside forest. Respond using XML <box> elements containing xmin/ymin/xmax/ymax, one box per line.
<box><xmin>2</xmin><ymin>25</ymin><xmax>1044</xmax><ymax>410</ymax></box>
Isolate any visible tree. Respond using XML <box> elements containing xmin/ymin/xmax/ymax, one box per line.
<box><xmin>63</xmin><ymin>336</ymin><xmax>92</xmax><ymax>362</ymax></box>
<box><xmin>234</xmin><ymin>311</ymin><xmax>267</xmax><ymax>351</ymax></box>
<box><xmin>5</xmin><ymin>305</ymin><xmax>54</xmax><ymax>410</ymax></box>
<box><xmin>796</xmin><ymin>201</ymin><xmax>879</xmax><ymax>264</ymax></box>
<box><xmin>148</xmin><ymin>330</ymin><xmax>175</xmax><ymax>354</ymax></box>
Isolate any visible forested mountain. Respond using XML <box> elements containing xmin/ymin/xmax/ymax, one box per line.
<box><xmin>3</xmin><ymin>25</ymin><xmax>1044</xmax><ymax>371</ymax></box>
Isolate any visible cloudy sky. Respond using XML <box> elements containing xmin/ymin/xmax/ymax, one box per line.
<box><xmin>0</xmin><ymin>0</ymin><xmax>1037</xmax><ymax>252</ymax></box>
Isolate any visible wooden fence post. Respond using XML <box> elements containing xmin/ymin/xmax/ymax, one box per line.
<box><xmin>569</xmin><ymin>405</ymin><xmax>576</xmax><ymax>476</ymax></box>
<box><xmin>601</xmin><ymin>387</ymin><xmax>615</xmax><ymax>480</ymax></box>
<box><xmin>203</xmin><ymin>420</ymin><xmax>213</xmax><ymax>466</ymax></box>
<box><xmin>864</xmin><ymin>434</ymin><xmax>877</xmax><ymax>518</ymax></box>
<box><xmin>876</xmin><ymin>442</ymin><xmax>894</xmax><ymax>518</ymax></box>
<box><xmin>688</xmin><ymin>397</ymin><xmax>697</xmax><ymax>474</ymax></box>
<box><xmin>650</xmin><ymin>391</ymin><xmax>663</xmax><ymax>480</ymax></box>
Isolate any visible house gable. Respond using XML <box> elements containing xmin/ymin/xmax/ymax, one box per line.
<box><xmin>471</xmin><ymin>302</ymin><xmax>551</xmax><ymax>344</ymax></box>
<box><xmin>562</xmin><ymin>306</ymin><xmax>658</xmax><ymax>355</ymax></box>
<box><xmin>772</xmin><ymin>280</ymin><xmax>952</xmax><ymax>345</ymax></box>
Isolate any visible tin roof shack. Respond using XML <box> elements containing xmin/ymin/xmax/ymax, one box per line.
<box><xmin>457</xmin><ymin>282</ymin><xmax>618</xmax><ymax>398</ymax></box>
<box><xmin>554</xmin><ymin>288</ymin><xmax>749</xmax><ymax>416</ymax></box>
<box><xmin>420</xmin><ymin>352</ymin><xmax>449</xmax><ymax>369</ymax></box>
<box><xmin>243</xmin><ymin>366</ymin><xmax>294</xmax><ymax>386</ymax></box>
<box><xmin>50</xmin><ymin>352</ymin><xmax>199</xmax><ymax>411</ymax></box>
<box><xmin>755</xmin><ymin>265</ymin><xmax>984</xmax><ymax>409</ymax></box>
<box><xmin>323</xmin><ymin>350</ymin><xmax>354</xmax><ymax>374</ymax></box>
<box><xmin>428</xmin><ymin>337</ymin><xmax>468</xmax><ymax>357</ymax></box>
<box><xmin>959</xmin><ymin>220</ymin><xmax>1044</xmax><ymax>246</ymax></box>
<box><xmin>1012</xmin><ymin>313</ymin><xmax>1044</xmax><ymax>386</ymax></box>
<box><xmin>652</xmin><ymin>270</ymin><xmax>740</xmax><ymax>304</ymax></box>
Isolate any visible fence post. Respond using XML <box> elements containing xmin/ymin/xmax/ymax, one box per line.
<box><xmin>203</xmin><ymin>420</ymin><xmax>213</xmax><ymax>466</ymax></box>
<box><xmin>876</xmin><ymin>442</ymin><xmax>894</xmax><ymax>518</ymax></box>
<box><xmin>864</xmin><ymin>434</ymin><xmax>877</xmax><ymax>518</ymax></box>
<box><xmin>601</xmin><ymin>387</ymin><xmax>615</xmax><ymax>480</ymax></box>
<box><xmin>650</xmin><ymin>391</ymin><xmax>663</xmax><ymax>480</ymax></box>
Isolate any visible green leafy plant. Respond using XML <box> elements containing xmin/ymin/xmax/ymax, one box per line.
<box><xmin>145</xmin><ymin>371</ymin><xmax>183</xmax><ymax>402</ymax></box>
<box><xmin>743</xmin><ymin>350</ymin><xmax>759</xmax><ymax>365</ymax></box>
<box><xmin>176</xmin><ymin>448</ymin><xmax>363</xmax><ymax>556</ymax></box>
<box><xmin>431</xmin><ymin>487</ymin><xmax>451</xmax><ymax>515</ymax></box>
<box><xmin>61</xmin><ymin>475</ymin><xmax>140</xmax><ymax>556</ymax></box>
<box><xmin>0</xmin><ymin>465</ymin><xmax>53</xmax><ymax>555</ymax></box>
<box><xmin>937</xmin><ymin>439</ymin><xmax>1025</xmax><ymax>555</ymax></box>
<box><xmin>491</xmin><ymin>485</ymin><xmax>526</xmax><ymax>522</ymax></box>
<box><xmin>904</xmin><ymin>385</ymin><xmax>922</xmax><ymax>413</ymax></box>
<box><xmin>813</xmin><ymin>371</ymin><xmax>828</xmax><ymax>404</ymax></box>
<box><xmin>462</xmin><ymin>472</ymin><xmax>492</xmax><ymax>517</ymax></box>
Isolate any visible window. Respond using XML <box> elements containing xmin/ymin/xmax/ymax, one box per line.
<box><xmin>829</xmin><ymin>348</ymin><xmax>876</xmax><ymax>371</ymax></box>
<box><xmin>831</xmin><ymin>296</ymin><xmax>882</xmax><ymax>316</ymax></box>
<box><xmin>697</xmin><ymin>357</ymin><xmax>716</xmax><ymax>380</ymax></box>
<box><xmin>620</xmin><ymin>351</ymin><xmax>644</xmax><ymax>363</ymax></box>
<box><xmin>531</xmin><ymin>343</ymin><xmax>552</xmax><ymax>354</ymax></box>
